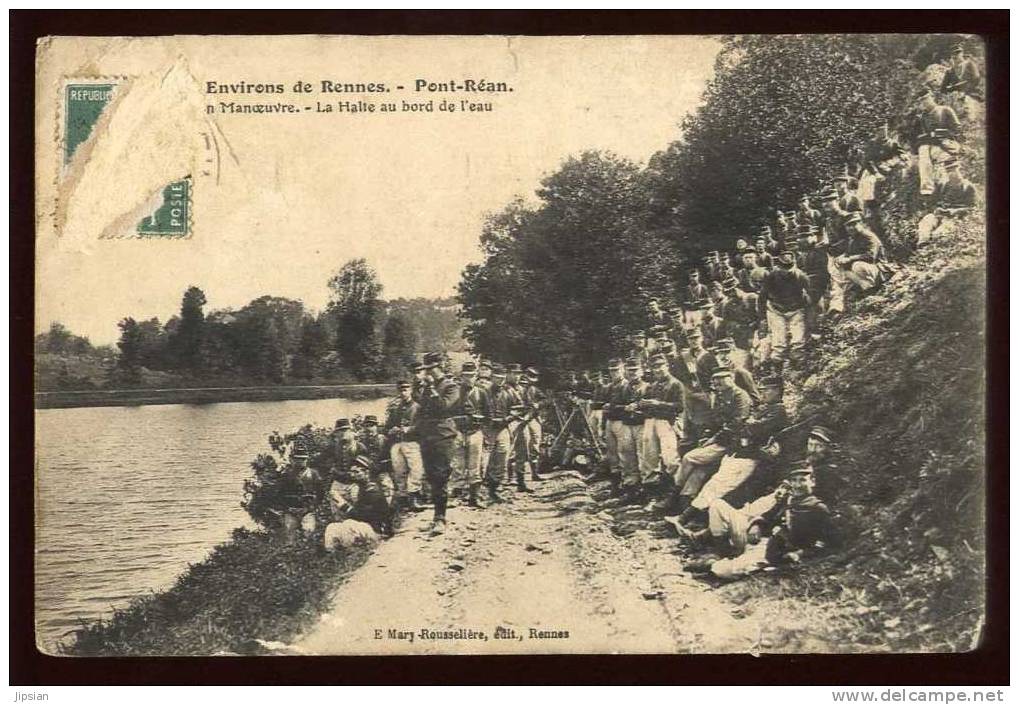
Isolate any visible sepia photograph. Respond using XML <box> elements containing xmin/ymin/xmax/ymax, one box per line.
<box><xmin>29</xmin><ymin>27</ymin><xmax>992</xmax><ymax>663</ymax></box>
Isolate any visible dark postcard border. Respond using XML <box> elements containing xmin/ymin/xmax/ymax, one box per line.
<box><xmin>10</xmin><ymin>9</ymin><xmax>1009</xmax><ymax>686</ymax></box>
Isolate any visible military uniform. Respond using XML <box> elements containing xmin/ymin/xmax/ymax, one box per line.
<box><xmin>416</xmin><ymin>353</ymin><xmax>462</xmax><ymax>532</ymax></box>
<box><xmin>384</xmin><ymin>386</ymin><xmax>425</xmax><ymax>503</ymax></box>
<box><xmin>758</xmin><ymin>253</ymin><xmax>811</xmax><ymax>364</ymax></box>
<box><xmin>600</xmin><ymin>362</ymin><xmax>630</xmax><ymax>479</ymax></box>
<box><xmin>638</xmin><ymin>355</ymin><xmax>684</xmax><ymax>488</ymax></box>
<box><xmin>673</xmin><ymin>374</ymin><xmax>752</xmax><ymax>506</ymax></box>
<box><xmin>617</xmin><ymin>364</ymin><xmax>648</xmax><ymax>489</ymax></box>
<box><xmin>834</xmin><ymin>213</ymin><xmax>885</xmax><ymax>294</ymax></box>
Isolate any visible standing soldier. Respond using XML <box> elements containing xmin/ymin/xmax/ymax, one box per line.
<box><xmin>796</xmin><ymin>224</ymin><xmax>834</xmax><ymax>338</ymax></box>
<box><xmin>384</xmin><ymin>381</ymin><xmax>426</xmax><ymax>513</ymax></box>
<box><xmin>450</xmin><ymin>361</ymin><xmax>486</xmax><ymax>508</ymax></box>
<box><xmin>614</xmin><ymin>357</ymin><xmax>648</xmax><ymax>504</ymax></box>
<box><xmin>416</xmin><ymin>351</ymin><xmax>462</xmax><ymax>535</ymax></box>
<box><xmin>517</xmin><ymin>367</ymin><xmax>545</xmax><ymax>485</ymax></box>
<box><xmin>757</xmin><ymin>250</ymin><xmax>812</xmax><ymax>370</ymax></box>
<box><xmin>699</xmin><ymin>300</ymin><xmax>723</xmax><ymax>350</ymax></box>
<box><xmin>476</xmin><ymin>359</ymin><xmax>493</xmax><ymax>391</ymax></box>
<box><xmin>638</xmin><ymin>353</ymin><xmax>684</xmax><ymax>503</ymax></box>
<box><xmin>599</xmin><ymin>358</ymin><xmax>629</xmax><ymax>487</ymax></box>
<box><xmin>481</xmin><ymin>364</ymin><xmax>513</xmax><ymax>504</ymax></box>
<box><xmin>411</xmin><ymin>361</ymin><xmax>430</xmax><ymax>401</ymax></box>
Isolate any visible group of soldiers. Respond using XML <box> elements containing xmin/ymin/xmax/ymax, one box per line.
<box><xmin>271</xmin><ymin>44</ymin><xmax>980</xmax><ymax>578</ymax></box>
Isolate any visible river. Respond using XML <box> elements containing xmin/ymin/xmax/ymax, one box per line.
<box><xmin>34</xmin><ymin>397</ymin><xmax>387</xmax><ymax>652</ymax></box>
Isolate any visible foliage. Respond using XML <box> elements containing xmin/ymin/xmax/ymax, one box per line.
<box><xmin>458</xmin><ymin>151</ymin><xmax>680</xmax><ymax>370</ymax></box>
<box><xmin>328</xmin><ymin>259</ymin><xmax>384</xmax><ymax>380</ymax></box>
<box><xmin>380</xmin><ymin>312</ymin><xmax>418</xmax><ymax>379</ymax></box>
<box><xmin>167</xmin><ymin>286</ymin><xmax>207</xmax><ymax>371</ymax></box>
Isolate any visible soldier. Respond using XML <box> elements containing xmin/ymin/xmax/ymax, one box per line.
<box><xmin>818</xmin><ymin>186</ymin><xmax>849</xmax><ymax>245</ymax></box>
<box><xmin>323</xmin><ymin>454</ymin><xmax>396</xmax><ymax>548</ymax></box>
<box><xmin>614</xmin><ymin>357</ymin><xmax>648</xmax><ymax>504</ymax></box>
<box><xmin>411</xmin><ymin>361</ymin><xmax>430</xmax><ymax>401</ymax></box>
<box><xmin>646</xmin><ymin>296</ymin><xmax>669</xmax><ymax>328</ymax></box>
<box><xmin>331</xmin><ymin>417</ymin><xmax>367</xmax><ymax>482</ymax></box>
<box><xmin>797</xmin><ymin>195</ymin><xmax>823</xmax><ymax>229</ymax></box>
<box><xmin>416</xmin><ymin>351</ymin><xmax>462</xmax><ymax>535</ymax></box>
<box><xmin>917</xmin><ymin>157</ymin><xmax>978</xmax><ymax>246</ymax></box>
<box><xmin>796</xmin><ymin>223</ymin><xmax>834</xmax><ymax>337</ymax></box>
<box><xmin>673</xmin><ymin>375</ymin><xmax>788</xmax><ymax>529</ymax></box>
<box><xmin>662</xmin><ymin>368</ymin><xmax>752</xmax><ymax>516</ymax></box>
<box><xmin>520</xmin><ymin>366</ymin><xmax>546</xmax><ymax>484</ymax></box>
<box><xmin>677</xmin><ymin>329</ymin><xmax>713</xmax><ymax>455</ymax></box>
<box><xmin>476</xmin><ymin>359</ymin><xmax>493</xmax><ymax>390</ymax></box>
<box><xmin>834</xmin><ymin>212</ymin><xmax>886</xmax><ymax>297</ymax></box>
<box><xmin>360</xmin><ymin>415</ymin><xmax>387</xmax><ymax>466</ymax></box>
<box><xmin>705</xmin><ymin>338</ymin><xmax>760</xmax><ymax>404</ymax></box>
<box><xmin>638</xmin><ymin>353</ymin><xmax>684</xmax><ymax>500</ymax></box>
<box><xmin>910</xmin><ymin>88</ymin><xmax>963</xmax><ymax>196</ymax></box>
<box><xmin>384</xmin><ymin>380</ymin><xmax>427</xmax><ymax>513</ymax></box>
<box><xmin>754</xmin><ymin>235</ymin><xmax>775</xmax><ymax>269</ymax></box>
<box><xmin>278</xmin><ymin>440</ymin><xmax>318</xmax><ymax>544</ymax></box>
<box><xmin>481</xmin><ymin>364</ymin><xmax>513</xmax><ymax>504</ymax></box>
<box><xmin>940</xmin><ymin>42</ymin><xmax>983</xmax><ymax>119</ymax></box>
<box><xmin>757</xmin><ymin>249</ymin><xmax>812</xmax><ymax>369</ymax></box>
<box><xmin>684</xmin><ymin>270</ymin><xmax>710</xmax><ymax>325</ymax></box>
<box><xmin>450</xmin><ymin>361</ymin><xmax>486</xmax><ymax>508</ymax></box>
<box><xmin>686</xmin><ymin>463</ymin><xmax>838</xmax><ymax>580</ymax></box>
<box><xmin>718</xmin><ymin>277</ymin><xmax>760</xmax><ymax>355</ymax></box>
<box><xmin>599</xmin><ymin>358</ymin><xmax>629</xmax><ymax>486</ymax></box>
<box><xmin>699</xmin><ymin>300</ymin><xmax>723</xmax><ymax>350</ymax></box>
<box><xmin>834</xmin><ymin>170</ymin><xmax>863</xmax><ymax>214</ymax></box>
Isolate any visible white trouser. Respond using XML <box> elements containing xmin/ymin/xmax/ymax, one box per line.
<box><xmin>390</xmin><ymin>441</ymin><xmax>425</xmax><ymax>495</ymax></box>
<box><xmin>640</xmin><ymin>418</ymin><xmax>679</xmax><ymax>485</ymax></box>
<box><xmin>691</xmin><ymin>455</ymin><xmax>758</xmax><ymax>510</ymax></box>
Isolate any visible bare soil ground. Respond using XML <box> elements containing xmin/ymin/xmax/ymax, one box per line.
<box><xmin>292</xmin><ymin>472</ymin><xmax>771</xmax><ymax>655</ymax></box>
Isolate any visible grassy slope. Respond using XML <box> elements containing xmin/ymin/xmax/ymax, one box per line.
<box><xmin>716</xmin><ymin>213</ymin><xmax>986</xmax><ymax>653</ymax></box>
<box><xmin>63</xmin><ymin>529</ymin><xmax>373</xmax><ymax>656</ymax></box>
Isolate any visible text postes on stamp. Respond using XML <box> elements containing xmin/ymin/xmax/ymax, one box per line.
<box><xmin>62</xmin><ymin>78</ymin><xmax>193</xmax><ymax>238</ymax></box>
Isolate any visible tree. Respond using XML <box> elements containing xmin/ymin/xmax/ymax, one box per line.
<box><xmin>167</xmin><ymin>286</ymin><xmax>207</xmax><ymax>372</ymax></box>
<box><xmin>327</xmin><ymin>259</ymin><xmax>383</xmax><ymax>380</ymax></box>
<box><xmin>458</xmin><ymin>151</ymin><xmax>678</xmax><ymax>370</ymax></box>
<box><xmin>114</xmin><ymin>317</ymin><xmax>144</xmax><ymax>384</ymax></box>
<box><xmin>380</xmin><ymin>312</ymin><xmax>419</xmax><ymax>379</ymax></box>
<box><xmin>645</xmin><ymin>34</ymin><xmax>923</xmax><ymax>257</ymax></box>
<box><xmin>291</xmin><ymin>315</ymin><xmax>330</xmax><ymax>380</ymax></box>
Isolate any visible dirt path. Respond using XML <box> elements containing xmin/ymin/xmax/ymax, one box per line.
<box><xmin>293</xmin><ymin>472</ymin><xmax>766</xmax><ymax>655</ymax></box>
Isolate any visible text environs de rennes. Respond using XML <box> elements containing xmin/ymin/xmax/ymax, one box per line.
<box><xmin>205</xmin><ymin>79</ymin><xmax>512</xmax><ymax>95</ymax></box>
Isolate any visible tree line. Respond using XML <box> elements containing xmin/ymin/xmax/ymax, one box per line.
<box><xmin>35</xmin><ymin>258</ymin><xmax>466</xmax><ymax>390</ymax></box>
<box><xmin>457</xmin><ymin>34</ymin><xmax>973</xmax><ymax>370</ymax></box>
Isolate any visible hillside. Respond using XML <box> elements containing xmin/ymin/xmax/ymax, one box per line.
<box><xmin>707</xmin><ymin>212</ymin><xmax>986</xmax><ymax>652</ymax></box>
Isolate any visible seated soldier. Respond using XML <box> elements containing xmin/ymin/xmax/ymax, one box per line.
<box><xmin>686</xmin><ymin>461</ymin><xmax>839</xmax><ymax>580</ymax></box>
<box><xmin>671</xmin><ymin>375</ymin><xmax>788</xmax><ymax>529</ymax></box>
<box><xmin>323</xmin><ymin>454</ymin><xmax>396</xmax><ymax>549</ymax></box>
<box><xmin>656</xmin><ymin>368</ymin><xmax>751</xmax><ymax>516</ymax></box>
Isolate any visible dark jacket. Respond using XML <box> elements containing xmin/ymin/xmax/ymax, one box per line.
<box><xmin>418</xmin><ymin>374</ymin><xmax>461</xmax><ymax>441</ymax></box>
<box><xmin>754</xmin><ymin>494</ymin><xmax>839</xmax><ymax>564</ymax></box>
<box><xmin>758</xmin><ymin>267</ymin><xmax>811</xmax><ymax>314</ymax></box>
<box><xmin>384</xmin><ymin>398</ymin><xmax>420</xmax><ymax>442</ymax></box>
<box><xmin>639</xmin><ymin>375</ymin><xmax>684</xmax><ymax>421</ymax></box>
<box><xmin>621</xmin><ymin>378</ymin><xmax>648</xmax><ymax>425</ymax></box>
<box><xmin>708</xmin><ymin>386</ymin><xmax>752</xmax><ymax>447</ymax></box>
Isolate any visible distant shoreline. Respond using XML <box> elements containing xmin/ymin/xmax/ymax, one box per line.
<box><xmin>35</xmin><ymin>384</ymin><xmax>396</xmax><ymax>410</ymax></box>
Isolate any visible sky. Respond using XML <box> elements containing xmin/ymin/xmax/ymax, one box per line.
<box><xmin>36</xmin><ymin>35</ymin><xmax>720</xmax><ymax>344</ymax></box>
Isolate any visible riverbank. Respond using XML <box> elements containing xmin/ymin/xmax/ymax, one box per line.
<box><xmin>61</xmin><ymin>528</ymin><xmax>374</xmax><ymax>656</ymax></box>
<box><xmin>34</xmin><ymin>383</ymin><xmax>395</xmax><ymax>409</ymax></box>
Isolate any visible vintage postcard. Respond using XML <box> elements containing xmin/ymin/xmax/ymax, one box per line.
<box><xmin>34</xmin><ymin>33</ymin><xmax>987</xmax><ymax>657</ymax></box>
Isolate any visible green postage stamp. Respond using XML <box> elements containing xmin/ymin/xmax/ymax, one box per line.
<box><xmin>62</xmin><ymin>78</ymin><xmax>192</xmax><ymax>237</ymax></box>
